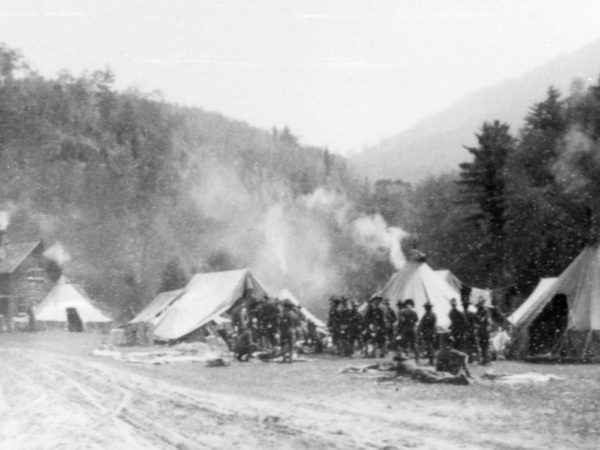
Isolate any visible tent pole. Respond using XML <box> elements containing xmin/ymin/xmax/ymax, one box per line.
<box><xmin>581</xmin><ymin>330</ymin><xmax>592</xmax><ymax>360</ymax></box>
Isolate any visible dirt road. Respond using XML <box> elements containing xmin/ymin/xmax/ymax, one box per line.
<box><xmin>1</xmin><ymin>333</ymin><xmax>598</xmax><ymax>449</ymax></box>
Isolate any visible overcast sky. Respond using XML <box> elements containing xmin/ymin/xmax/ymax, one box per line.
<box><xmin>2</xmin><ymin>0</ymin><xmax>600</xmax><ymax>154</ymax></box>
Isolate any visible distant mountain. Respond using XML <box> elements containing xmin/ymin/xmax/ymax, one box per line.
<box><xmin>352</xmin><ymin>39</ymin><xmax>600</xmax><ymax>182</ymax></box>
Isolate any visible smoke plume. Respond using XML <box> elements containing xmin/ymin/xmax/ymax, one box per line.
<box><xmin>352</xmin><ymin>214</ymin><xmax>408</xmax><ymax>270</ymax></box>
<box><xmin>44</xmin><ymin>242</ymin><xmax>72</xmax><ymax>266</ymax></box>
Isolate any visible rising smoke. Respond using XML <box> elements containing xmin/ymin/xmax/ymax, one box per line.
<box><xmin>186</xmin><ymin>160</ymin><xmax>409</xmax><ymax>313</ymax></box>
<box><xmin>43</xmin><ymin>242</ymin><xmax>72</xmax><ymax>266</ymax></box>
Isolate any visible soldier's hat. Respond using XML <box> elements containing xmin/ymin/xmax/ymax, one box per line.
<box><xmin>450</xmin><ymin>297</ymin><xmax>457</xmax><ymax>305</ymax></box>
<box><xmin>404</xmin><ymin>299</ymin><xmax>415</xmax><ymax>307</ymax></box>
<box><xmin>329</xmin><ymin>296</ymin><xmax>341</xmax><ymax>303</ymax></box>
<box><xmin>424</xmin><ymin>301</ymin><xmax>433</xmax><ymax>308</ymax></box>
<box><xmin>370</xmin><ymin>295</ymin><xmax>382</xmax><ymax>302</ymax></box>
<box><xmin>282</xmin><ymin>299</ymin><xmax>293</xmax><ymax>308</ymax></box>
<box><xmin>476</xmin><ymin>296</ymin><xmax>486</xmax><ymax>306</ymax></box>
<box><xmin>396</xmin><ymin>299</ymin><xmax>405</xmax><ymax>307</ymax></box>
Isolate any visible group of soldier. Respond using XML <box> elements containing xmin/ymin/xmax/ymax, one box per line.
<box><xmin>230</xmin><ymin>288</ymin><xmax>317</xmax><ymax>363</ymax></box>
<box><xmin>228</xmin><ymin>286</ymin><xmax>495</xmax><ymax>367</ymax></box>
<box><xmin>448</xmin><ymin>295</ymin><xmax>492</xmax><ymax>365</ymax></box>
<box><xmin>327</xmin><ymin>295</ymin><xmax>438</xmax><ymax>363</ymax></box>
<box><xmin>328</xmin><ymin>292</ymin><xmax>494</xmax><ymax>366</ymax></box>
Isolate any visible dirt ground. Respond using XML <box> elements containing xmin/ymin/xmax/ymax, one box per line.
<box><xmin>1</xmin><ymin>332</ymin><xmax>599</xmax><ymax>450</ymax></box>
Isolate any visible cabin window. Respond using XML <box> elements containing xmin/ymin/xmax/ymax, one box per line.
<box><xmin>27</xmin><ymin>268</ymin><xmax>46</xmax><ymax>281</ymax></box>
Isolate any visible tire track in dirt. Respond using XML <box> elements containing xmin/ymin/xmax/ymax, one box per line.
<box><xmin>23</xmin><ymin>349</ymin><xmax>497</xmax><ymax>450</ymax></box>
<box><xmin>3</xmin><ymin>343</ymin><xmax>544</xmax><ymax>450</ymax></box>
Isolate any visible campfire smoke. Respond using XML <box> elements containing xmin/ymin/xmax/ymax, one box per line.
<box><xmin>44</xmin><ymin>243</ymin><xmax>72</xmax><ymax>267</ymax></box>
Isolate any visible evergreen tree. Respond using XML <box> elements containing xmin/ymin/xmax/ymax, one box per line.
<box><xmin>458</xmin><ymin>121</ymin><xmax>515</xmax><ymax>284</ymax></box>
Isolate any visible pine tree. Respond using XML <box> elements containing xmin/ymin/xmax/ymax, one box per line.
<box><xmin>458</xmin><ymin>120</ymin><xmax>515</xmax><ymax>284</ymax></box>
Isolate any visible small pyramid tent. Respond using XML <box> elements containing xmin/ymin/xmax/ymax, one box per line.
<box><xmin>508</xmin><ymin>277</ymin><xmax>557</xmax><ymax>329</ymax></box>
<box><xmin>509</xmin><ymin>246</ymin><xmax>600</xmax><ymax>359</ymax></box>
<box><xmin>152</xmin><ymin>269</ymin><xmax>269</xmax><ymax>341</ymax></box>
<box><xmin>379</xmin><ymin>261</ymin><xmax>460</xmax><ymax>328</ymax></box>
<box><xmin>279</xmin><ymin>288</ymin><xmax>326</xmax><ymax>330</ymax></box>
<box><xmin>36</xmin><ymin>276</ymin><xmax>112</xmax><ymax>326</ymax></box>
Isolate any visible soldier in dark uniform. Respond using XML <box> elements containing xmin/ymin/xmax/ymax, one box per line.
<box><xmin>327</xmin><ymin>296</ymin><xmax>341</xmax><ymax>354</ymax></box>
<box><xmin>475</xmin><ymin>296</ymin><xmax>491</xmax><ymax>365</ymax></box>
<box><xmin>377</xmin><ymin>352</ymin><xmax>469</xmax><ymax>385</ymax></box>
<box><xmin>381</xmin><ymin>298</ymin><xmax>397</xmax><ymax>352</ymax></box>
<box><xmin>261</xmin><ymin>296</ymin><xmax>280</xmax><ymax>349</ymax></box>
<box><xmin>347</xmin><ymin>300</ymin><xmax>364</xmax><ymax>356</ymax></box>
<box><xmin>234</xmin><ymin>328</ymin><xmax>257</xmax><ymax>361</ymax></box>
<box><xmin>435</xmin><ymin>333</ymin><xmax>471</xmax><ymax>377</ymax></box>
<box><xmin>418</xmin><ymin>301</ymin><xmax>437</xmax><ymax>365</ymax></box>
<box><xmin>279</xmin><ymin>299</ymin><xmax>300</xmax><ymax>363</ymax></box>
<box><xmin>448</xmin><ymin>298</ymin><xmax>465</xmax><ymax>351</ymax></box>
<box><xmin>364</xmin><ymin>296</ymin><xmax>386</xmax><ymax>357</ymax></box>
<box><xmin>337</xmin><ymin>297</ymin><xmax>353</xmax><ymax>356</ymax></box>
<box><xmin>462</xmin><ymin>297</ymin><xmax>479</xmax><ymax>363</ymax></box>
<box><xmin>397</xmin><ymin>299</ymin><xmax>419</xmax><ymax>362</ymax></box>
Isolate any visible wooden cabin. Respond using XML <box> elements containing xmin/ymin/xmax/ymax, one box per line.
<box><xmin>0</xmin><ymin>237</ymin><xmax>54</xmax><ymax>331</ymax></box>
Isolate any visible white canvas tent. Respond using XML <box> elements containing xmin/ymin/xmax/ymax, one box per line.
<box><xmin>36</xmin><ymin>276</ymin><xmax>112</xmax><ymax>326</ymax></box>
<box><xmin>509</xmin><ymin>246</ymin><xmax>600</xmax><ymax>359</ymax></box>
<box><xmin>151</xmin><ymin>269</ymin><xmax>269</xmax><ymax>341</ymax></box>
<box><xmin>378</xmin><ymin>261</ymin><xmax>460</xmax><ymax>328</ymax></box>
<box><xmin>129</xmin><ymin>289</ymin><xmax>184</xmax><ymax>326</ymax></box>
<box><xmin>508</xmin><ymin>278</ymin><xmax>557</xmax><ymax>328</ymax></box>
<box><xmin>434</xmin><ymin>269</ymin><xmax>462</xmax><ymax>293</ymax></box>
<box><xmin>279</xmin><ymin>288</ymin><xmax>326</xmax><ymax>330</ymax></box>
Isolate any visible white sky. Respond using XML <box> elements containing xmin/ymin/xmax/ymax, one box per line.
<box><xmin>2</xmin><ymin>0</ymin><xmax>600</xmax><ymax>154</ymax></box>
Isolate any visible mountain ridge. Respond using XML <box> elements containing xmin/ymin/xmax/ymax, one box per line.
<box><xmin>352</xmin><ymin>39</ymin><xmax>600</xmax><ymax>182</ymax></box>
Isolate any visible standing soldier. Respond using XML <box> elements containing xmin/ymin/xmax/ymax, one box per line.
<box><xmin>279</xmin><ymin>299</ymin><xmax>300</xmax><ymax>363</ymax></box>
<box><xmin>448</xmin><ymin>298</ymin><xmax>465</xmax><ymax>351</ymax></box>
<box><xmin>418</xmin><ymin>301</ymin><xmax>437</xmax><ymax>365</ymax></box>
<box><xmin>381</xmin><ymin>298</ymin><xmax>397</xmax><ymax>353</ymax></box>
<box><xmin>397</xmin><ymin>299</ymin><xmax>419</xmax><ymax>363</ymax></box>
<box><xmin>461</xmin><ymin>297</ymin><xmax>479</xmax><ymax>363</ymax></box>
<box><xmin>475</xmin><ymin>296</ymin><xmax>491</xmax><ymax>365</ymax></box>
<box><xmin>348</xmin><ymin>300</ymin><xmax>364</xmax><ymax>357</ymax></box>
<box><xmin>261</xmin><ymin>296</ymin><xmax>279</xmax><ymax>349</ymax></box>
<box><xmin>364</xmin><ymin>296</ymin><xmax>386</xmax><ymax>357</ymax></box>
<box><xmin>327</xmin><ymin>296</ymin><xmax>341</xmax><ymax>354</ymax></box>
<box><xmin>337</xmin><ymin>298</ymin><xmax>353</xmax><ymax>356</ymax></box>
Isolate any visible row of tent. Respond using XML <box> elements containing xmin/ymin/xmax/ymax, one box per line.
<box><xmin>129</xmin><ymin>268</ymin><xmax>327</xmax><ymax>342</ymax></box>
<box><xmin>372</xmin><ymin>245</ymin><xmax>600</xmax><ymax>360</ymax></box>
<box><xmin>33</xmin><ymin>244</ymin><xmax>600</xmax><ymax>360</ymax></box>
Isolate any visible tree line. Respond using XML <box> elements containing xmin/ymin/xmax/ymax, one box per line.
<box><xmin>3</xmin><ymin>42</ymin><xmax>599</xmax><ymax>315</ymax></box>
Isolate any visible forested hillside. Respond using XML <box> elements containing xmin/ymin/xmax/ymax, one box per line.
<box><xmin>5</xmin><ymin>42</ymin><xmax>600</xmax><ymax>317</ymax></box>
<box><xmin>0</xmin><ymin>45</ymin><xmax>400</xmax><ymax>319</ymax></box>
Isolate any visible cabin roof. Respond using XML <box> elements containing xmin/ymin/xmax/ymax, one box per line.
<box><xmin>0</xmin><ymin>241</ymin><xmax>43</xmax><ymax>274</ymax></box>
